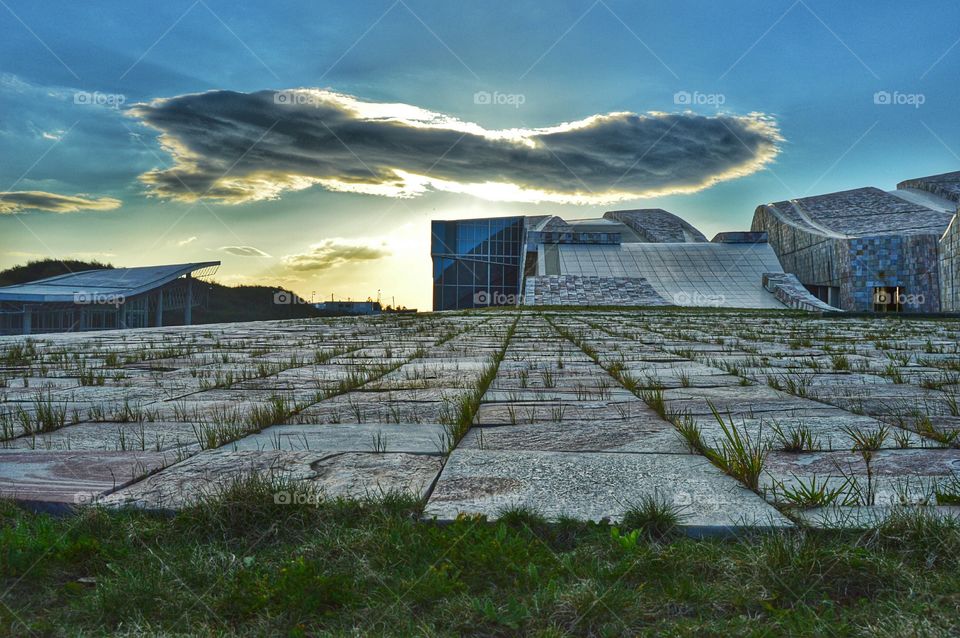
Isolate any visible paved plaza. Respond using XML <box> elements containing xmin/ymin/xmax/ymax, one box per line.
<box><xmin>2</xmin><ymin>309</ymin><xmax>959</xmax><ymax>532</ymax></box>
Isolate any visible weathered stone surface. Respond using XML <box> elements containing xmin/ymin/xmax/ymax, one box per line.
<box><xmin>2</xmin><ymin>421</ymin><xmax>202</xmax><ymax>452</ymax></box>
<box><xmin>0</xmin><ymin>450</ymin><xmax>169</xmax><ymax>507</ymax></box>
<box><xmin>425</xmin><ymin>449</ymin><xmax>792</xmax><ymax>531</ymax></box>
<box><xmin>102</xmin><ymin>449</ymin><xmax>443</xmax><ymax>509</ymax></box>
<box><xmin>459</xmin><ymin>418</ymin><xmax>687</xmax><ymax>453</ymax></box>
<box><xmin>227</xmin><ymin>423</ymin><xmax>449</xmax><ymax>454</ymax></box>
<box><xmin>2</xmin><ymin>308</ymin><xmax>958</xmax><ymax>529</ymax></box>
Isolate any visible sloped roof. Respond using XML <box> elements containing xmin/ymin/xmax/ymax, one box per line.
<box><xmin>897</xmin><ymin>170</ymin><xmax>960</xmax><ymax>204</ymax></box>
<box><xmin>603</xmin><ymin>209</ymin><xmax>708</xmax><ymax>243</ymax></box>
<box><xmin>0</xmin><ymin>262</ymin><xmax>220</xmax><ymax>303</ymax></box>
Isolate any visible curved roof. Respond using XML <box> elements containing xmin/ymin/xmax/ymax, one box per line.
<box><xmin>602</xmin><ymin>209</ymin><xmax>708</xmax><ymax>243</ymax></box>
<box><xmin>758</xmin><ymin>187</ymin><xmax>953</xmax><ymax>238</ymax></box>
<box><xmin>897</xmin><ymin>170</ymin><xmax>960</xmax><ymax>204</ymax></box>
<box><xmin>0</xmin><ymin>262</ymin><xmax>220</xmax><ymax>303</ymax></box>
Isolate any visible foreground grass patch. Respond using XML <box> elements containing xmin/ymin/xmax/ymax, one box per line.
<box><xmin>2</xmin><ymin>483</ymin><xmax>960</xmax><ymax>636</ymax></box>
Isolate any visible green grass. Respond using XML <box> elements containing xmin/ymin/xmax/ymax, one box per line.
<box><xmin>3</xmin><ymin>481</ymin><xmax>960</xmax><ymax>636</ymax></box>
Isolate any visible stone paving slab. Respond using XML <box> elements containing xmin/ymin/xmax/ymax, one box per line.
<box><xmin>424</xmin><ymin>449</ymin><xmax>792</xmax><ymax>533</ymax></box>
<box><xmin>226</xmin><ymin>423</ymin><xmax>449</xmax><ymax>454</ymax></box>
<box><xmin>2</xmin><ymin>309</ymin><xmax>959</xmax><ymax>530</ymax></box>
<box><xmin>460</xmin><ymin>417</ymin><xmax>687</xmax><ymax>454</ymax></box>
<box><xmin>0</xmin><ymin>450</ymin><xmax>169</xmax><ymax>509</ymax></box>
<box><xmin>761</xmin><ymin>445</ymin><xmax>960</xmax><ymax>506</ymax></box>
<box><xmin>687</xmin><ymin>414</ymin><xmax>925</xmax><ymax>451</ymax></box>
<box><xmin>101</xmin><ymin>449</ymin><xmax>444</xmax><ymax>510</ymax></box>
<box><xmin>1</xmin><ymin>421</ymin><xmax>202</xmax><ymax>452</ymax></box>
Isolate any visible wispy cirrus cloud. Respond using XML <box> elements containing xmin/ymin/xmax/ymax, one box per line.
<box><xmin>0</xmin><ymin>191</ymin><xmax>121</xmax><ymax>214</ymax></box>
<box><xmin>128</xmin><ymin>88</ymin><xmax>783</xmax><ymax>205</ymax></box>
<box><xmin>281</xmin><ymin>238</ymin><xmax>391</xmax><ymax>272</ymax></box>
<box><xmin>220</xmin><ymin>245</ymin><xmax>271</xmax><ymax>257</ymax></box>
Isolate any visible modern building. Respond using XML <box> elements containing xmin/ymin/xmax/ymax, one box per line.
<box><xmin>0</xmin><ymin>262</ymin><xmax>219</xmax><ymax>335</ymax></box>
<box><xmin>431</xmin><ymin>210</ymin><xmax>833</xmax><ymax>311</ymax></box>
<box><xmin>752</xmin><ymin>170</ymin><xmax>960</xmax><ymax>312</ymax></box>
<box><xmin>313</xmin><ymin>301</ymin><xmax>382</xmax><ymax>315</ymax></box>
<box><xmin>431</xmin><ymin>216</ymin><xmax>525</xmax><ymax>310</ymax></box>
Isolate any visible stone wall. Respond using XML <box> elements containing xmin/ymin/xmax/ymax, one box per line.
<box><xmin>840</xmin><ymin>235</ymin><xmax>942</xmax><ymax>312</ymax></box>
<box><xmin>762</xmin><ymin>273</ymin><xmax>840</xmax><ymax>312</ymax></box>
<box><xmin>753</xmin><ymin>206</ymin><xmax>943</xmax><ymax>312</ymax></box>
<box><xmin>940</xmin><ymin>216</ymin><xmax>960</xmax><ymax>312</ymax></box>
<box><xmin>752</xmin><ymin>206</ymin><xmax>844</xmax><ymax>287</ymax></box>
<box><xmin>524</xmin><ymin>276</ymin><xmax>668</xmax><ymax>306</ymax></box>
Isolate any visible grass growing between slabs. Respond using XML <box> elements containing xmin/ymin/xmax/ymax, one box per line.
<box><xmin>3</xmin><ymin>478</ymin><xmax>960</xmax><ymax>637</ymax></box>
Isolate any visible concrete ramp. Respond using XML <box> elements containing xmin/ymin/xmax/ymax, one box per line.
<box><xmin>554</xmin><ymin>242</ymin><xmax>787</xmax><ymax>309</ymax></box>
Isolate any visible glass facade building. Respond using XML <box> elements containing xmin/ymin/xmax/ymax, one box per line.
<box><xmin>431</xmin><ymin>217</ymin><xmax>525</xmax><ymax>310</ymax></box>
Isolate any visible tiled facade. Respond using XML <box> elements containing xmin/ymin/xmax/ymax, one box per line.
<box><xmin>941</xmin><ymin>218</ymin><xmax>960</xmax><ymax>312</ymax></box>
<box><xmin>841</xmin><ymin>235</ymin><xmax>942</xmax><ymax>312</ymax></box>
<box><xmin>752</xmin><ymin>185</ymin><xmax>956</xmax><ymax>313</ymax></box>
<box><xmin>762</xmin><ymin>273</ymin><xmax>840</xmax><ymax>312</ymax></box>
<box><xmin>898</xmin><ymin>170</ymin><xmax>960</xmax><ymax>205</ymax></box>
<box><xmin>524</xmin><ymin>275</ymin><xmax>668</xmax><ymax>306</ymax></box>
<box><xmin>603</xmin><ymin>209</ymin><xmax>708</xmax><ymax>243</ymax></box>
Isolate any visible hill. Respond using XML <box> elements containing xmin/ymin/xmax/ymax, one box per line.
<box><xmin>0</xmin><ymin>259</ymin><xmax>114</xmax><ymax>287</ymax></box>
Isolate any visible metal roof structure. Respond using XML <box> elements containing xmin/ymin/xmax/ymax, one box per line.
<box><xmin>0</xmin><ymin>262</ymin><xmax>220</xmax><ymax>303</ymax></box>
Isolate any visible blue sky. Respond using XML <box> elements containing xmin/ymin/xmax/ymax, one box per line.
<box><xmin>1</xmin><ymin>0</ymin><xmax>958</xmax><ymax>308</ymax></box>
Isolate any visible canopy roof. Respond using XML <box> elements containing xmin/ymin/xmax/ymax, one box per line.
<box><xmin>0</xmin><ymin>262</ymin><xmax>220</xmax><ymax>303</ymax></box>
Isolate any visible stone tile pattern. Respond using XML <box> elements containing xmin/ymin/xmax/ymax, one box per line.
<box><xmin>554</xmin><ymin>243</ymin><xmax>787</xmax><ymax>309</ymax></box>
<box><xmin>548</xmin><ymin>311</ymin><xmax>960</xmax><ymax>528</ymax></box>
<box><xmin>0</xmin><ymin>313</ymin><xmax>507</xmax><ymax>509</ymax></box>
<box><xmin>3</xmin><ymin>309</ymin><xmax>960</xmax><ymax>530</ymax></box>
<box><xmin>753</xmin><ymin>188</ymin><xmax>951</xmax><ymax>312</ymax></box>
<box><xmin>898</xmin><ymin>170</ymin><xmax>960</xmax><ymax>204</ymax></box>
<box><xmin>895</xmin><ymin>171</ymin><xmax>960</xmax><ymax>312</ymax></box>
<box><xmin>524</xmin><ymin>275</ymin><xmax>668</xmax><ymax>306</ymax></box>
<box><xmin>762</xmin><ymin>273</ymin><xmax>839</xmax><ymax>311</ymax></box>
<box><xmin>941</xmin><ymin>217</ymin><xmax>960</xmax><ymax>312</ymax></box>
<box><xmin>760</xmin><ymin>187</ymin><xmax>953</xmax><ymax>237</ymax></box>
<box><xmin>604</xmin><ymin>209</ymin><xmax>709</xmax><ymax>243</ymax></box>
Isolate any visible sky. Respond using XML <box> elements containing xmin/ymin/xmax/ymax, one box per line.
<box><xmin>1</xmin><ymin>0</ymin><xmax>958</xmax><ymax>310</ymax></box>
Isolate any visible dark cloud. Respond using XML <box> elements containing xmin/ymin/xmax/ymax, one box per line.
<box><xmin>220</xmin><ymin>245</ymin><xmax>271</xmax><ymax>257</ymax></box>
<box><xmin>0</xmin><ymin>191</ymin><xmax>121</xmax><ymax>213</ymax></box>
<box><xmin>282</xmin><ymin>239</ymin><xmax>391</xmax><ymax>272</ymax></box>
<box><xmin>128</xmin><ymin>89</ymin><xmax>782</xmax><ymax>205</ymax></box>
